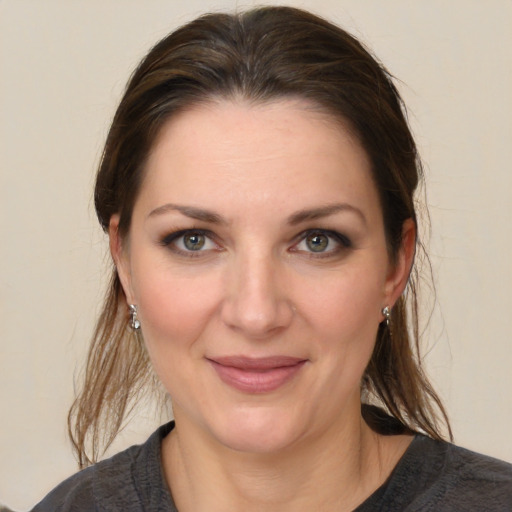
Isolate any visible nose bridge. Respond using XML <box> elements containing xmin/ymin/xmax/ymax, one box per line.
<box><xmin>222</xmin><ymin>243</ymin><xmax>292</xmax><ymax>337</ymax></box>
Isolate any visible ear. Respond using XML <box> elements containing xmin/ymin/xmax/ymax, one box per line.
<box><xmin>383</xmin><ymin>218</ymin><xmax>416</xmax><ymax>309</ymax></box>
<box><xmin>109</xmin><ymin>214</ymin><xmax>135</xmax><ymax>305</ymax></box>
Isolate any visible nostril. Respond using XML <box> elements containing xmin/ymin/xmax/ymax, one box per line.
<box><xmin>220</xmin><ymin>294</ymin><xmax>295</xmax><ymax>338</ymax></box>
<box><xmin>220</xmin><ymin>256</ymin><xmax>295</xmax><ymax>337</ymax></box>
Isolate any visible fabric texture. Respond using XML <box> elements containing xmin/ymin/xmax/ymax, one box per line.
<box><xmin>31</xmin><ymin>422</ymin><xmax>512</xmax><ymax>511</ymax></box>
<box><xmin>31</xmin><ymin>423</ymin><xmax>176</xmax><ymax>512</ymax></box>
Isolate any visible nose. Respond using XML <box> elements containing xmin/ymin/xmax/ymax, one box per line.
<box><xmin>220</xmin><ymin>249</ymin><xmax>294</xmax><ymax>339</ymax></box>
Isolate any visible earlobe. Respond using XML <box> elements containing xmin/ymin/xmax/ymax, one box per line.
<box><xmin>109</xmin><ymin>214</ymin><xmax>134</xmax><ymax>304</ymax></box>
<box><xmin>384</xmin><ymin>218</ymin><xmax>416</xmax><ymax>308</ymax></box>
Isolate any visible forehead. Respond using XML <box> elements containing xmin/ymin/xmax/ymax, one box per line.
<box><xmin>136</xmin><ymin>99</ymin><xmax>379</xmax><ymax>221</ymax></box>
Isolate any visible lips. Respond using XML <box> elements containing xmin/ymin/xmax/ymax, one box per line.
<box><xmin>207</xmin><ymin>356</ymin><xmax>307</xmax><ymax>393</ymax></box>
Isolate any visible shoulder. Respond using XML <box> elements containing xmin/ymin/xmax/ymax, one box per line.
<box><xmin>30</xmin><ymin>423</ymin><xmax>175</xmax><ymax>512</ymax></box>
<box><xmin>438</xmin><ymin>439</ymin><xmax>512</xmax><ymax>500</ymax></box>
<box><xmin>414</xmin><ymin>436</ymin><xmax>512</xmax><ymax>483</ymax></box>
<box><xmin>30</xmin><ymin>463</ymin><xmax>96</xmax><ymax>512</ymax></box>
<box><xmin>390</xmin><ymin>435</ymin><xmax>512</xmax><ymax>511</ymax></box>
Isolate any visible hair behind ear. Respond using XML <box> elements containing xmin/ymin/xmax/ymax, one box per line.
<box><xmin>362</xmin><ymin>218</ymin><xmax>452</xmax><ymax>441</ymax></box>
<box><xmin>67</xmin><ymin>269</ymin><xmax>158</xmax><ymax>468</ymax></box>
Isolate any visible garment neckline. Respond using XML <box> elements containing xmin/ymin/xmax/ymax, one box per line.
<box><xmin>153</xmin><ymin>422</ymin><xmax>433</xmax><ymax>512</ymax></box>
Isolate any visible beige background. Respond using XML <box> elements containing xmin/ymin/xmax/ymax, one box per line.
<box><xmin>1</xmin><ymin>0</ymin><xmax>511</xmax><ymax>509</ymax></box>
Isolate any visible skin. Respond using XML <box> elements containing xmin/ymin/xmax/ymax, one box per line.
<box><xmin>111</xmin><ymin>99</ymin><xmax>416</xmax><ymax>511</ymax></box>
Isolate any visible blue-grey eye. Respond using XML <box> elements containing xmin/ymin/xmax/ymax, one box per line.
<box><xmin>305</xmin><ymin>232</ymin><xmax>329</xmax><ymax>252</ymax></box>
<box><xmin>161</xmin><ymin>229</ymin><xmax>218</xmax><ymax>254</ymax></box>
<box><xmin>183</xmin><ymin>233</ymin><xmax>206</xmax><ymax>251</ymax></box>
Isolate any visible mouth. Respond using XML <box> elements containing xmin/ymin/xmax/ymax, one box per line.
<box><xmin>207</xmin><ymin>356</ymin><xmax>307</xmax><ymax>393</ymax></box>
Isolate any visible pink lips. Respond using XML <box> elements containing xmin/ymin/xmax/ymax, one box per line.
<box><xmin>207</xmin><ymin>356</ymin><xmax>307</xmax><ymax>393</ymax></box>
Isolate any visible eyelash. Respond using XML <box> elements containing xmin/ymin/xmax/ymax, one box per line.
<box><xmin>159</xmin><ymin>228</ymin><xmax>220</xmax><ymax>258</ymax></box>
<box><xmin>291</xmin><ymin>229</ymin><xmax>352</xmax><ymax>258</ymax></box>
<box><xmin>159</xmin><ymin>228</ymin><xmax>352</xmax><ymax>258</ymax></box>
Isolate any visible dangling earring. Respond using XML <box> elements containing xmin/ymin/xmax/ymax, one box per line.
<box><xmin>381</xmin><ymin>306</ymin><xmax>391</xmax><ymax>327</ymax></box>
<box><xmin>129</xmin><ymin>304</ymin><xmax>141</xmax><ymax>330</ymax></box>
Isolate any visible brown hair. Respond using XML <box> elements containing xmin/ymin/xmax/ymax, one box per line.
<box><xmin>69</xmin><ymin>6</ymin><xmax>451</xmax><ymax>468</ymax></box>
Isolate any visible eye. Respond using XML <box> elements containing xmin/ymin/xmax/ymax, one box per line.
<box><xmin>181</xmin><ymin>232</ymin><xmax>207</xmax><ymax>251</ymax></box>
<box><xmin>305</xmin><ymin>232</ymin><xmax>330</xmax><ymax>252</ymax></box>
<box><xmin>292</xmin><ymin>229</ymin><xmax>351</xmax><ymax>256</ymax></box>
<box><xmin>161</xmin><ymin>229</ymin><xmax>219</xmax><ymax>255</ymax></box>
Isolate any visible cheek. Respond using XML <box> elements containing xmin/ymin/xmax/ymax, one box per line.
<box><xmin>295</xmin><ymin>262</ymin><xmax>386</xmax><ymax>393</ymax></box>
<box><xmin>133</xmin><ymin>269</ymin><xmax>223</xmax><ymax>401</ymax></box>
<box><xmin>298</xmin><ymin>266</ymin><xmax>385</xmax><ymax>341</ymax></box>
<box><xmin>131</xmin><ymin>259</ymin><xmax>222</xmax><ymax>354</ymax></box>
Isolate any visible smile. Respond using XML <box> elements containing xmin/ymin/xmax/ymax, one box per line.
<box><xmin>207</xmin><ymin>356</ymin><xmax>307</xmax><ymax>393</ymax></box>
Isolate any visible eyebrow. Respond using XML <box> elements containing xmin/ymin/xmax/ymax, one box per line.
<box><xmin>287</xmin><ymin>203</ymin><xmax>367</xmax><ymax>226</ymax></box>
<box><xmin>148</xmin><ymin>202</ymin><xmax>366</xmax><ymax>226</ymax></box>
<box><xmin>148</xmin><ymin>203</ymin><xmax>225</xmax><ymax>224</ymax></box>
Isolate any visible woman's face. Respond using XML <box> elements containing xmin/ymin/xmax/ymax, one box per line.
<box><xmin>113</xmin><ymin>99</ymin><xmax>412</xmax><ymax>453</ymax></box>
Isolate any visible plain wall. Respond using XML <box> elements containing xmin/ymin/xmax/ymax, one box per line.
<box><xmin>1</xmin><ymin>0</ymin><xmax>511</xmax><ymax>509</ymax></box>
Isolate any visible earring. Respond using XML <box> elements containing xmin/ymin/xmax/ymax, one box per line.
<box><xmin>381</xmin><ymin>306</ymin><xmax>391</xmax><ymax>327</ymax></box>
<box><xmin>129</xmin><ymin>304</ymin><xmax>141</xmax><ymax>330</ymax></box>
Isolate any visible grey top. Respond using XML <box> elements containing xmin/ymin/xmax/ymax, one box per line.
<box><xmin>31</xmin><ymin>422</ymin><xmax>512</xmax><ymax>511</ymax></box>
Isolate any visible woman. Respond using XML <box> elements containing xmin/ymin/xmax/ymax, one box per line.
<box><xmin>32</xmin><ymin>6</ymin><xmax>512</xmax><ymax>511</ymax></box>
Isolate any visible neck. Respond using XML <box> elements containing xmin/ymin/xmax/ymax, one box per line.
<box><xmin>162</xmin><ymin>405</ymin><xmax>411</xmax><ymax>512</ymax></box>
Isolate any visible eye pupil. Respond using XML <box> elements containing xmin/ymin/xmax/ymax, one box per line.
<box><xmin>184</xmin><ymin>233</ymin><xmax>205</xmax><ymax>251</ymax></box>
<box><xmin>306</xmin><ymin>233</ymin><xmax>329</xmax><ymax>252</ymax></box>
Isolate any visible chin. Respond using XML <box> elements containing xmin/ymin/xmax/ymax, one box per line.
<box><xmin>210</xmin><ymin>406</ymin><xmax>303</xmax><ymax>454</ymax></box>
